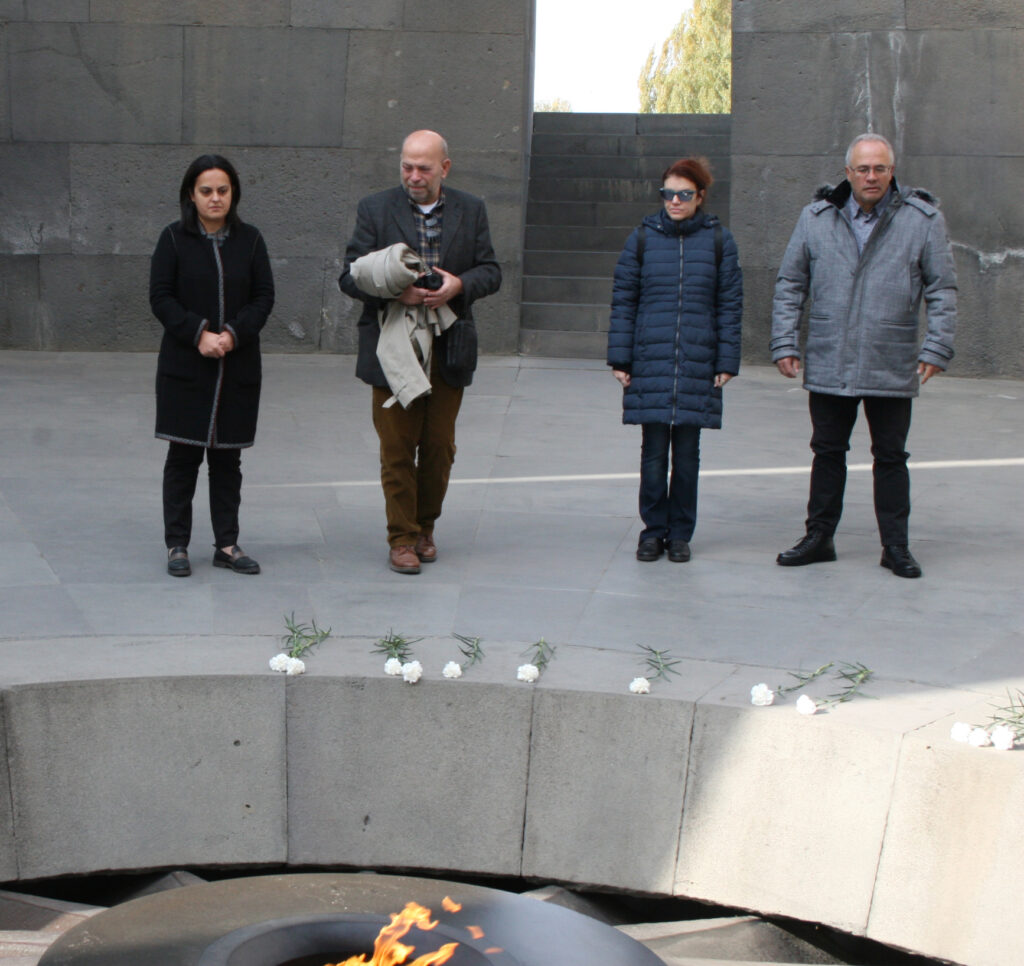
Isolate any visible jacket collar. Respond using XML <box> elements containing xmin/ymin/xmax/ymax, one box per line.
<box><xmin>810</xmin><ymin>178</ymin><xmax>941</xmax><ymax>215</ymax></box>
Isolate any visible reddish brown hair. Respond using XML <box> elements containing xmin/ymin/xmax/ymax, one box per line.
<box><xmin>662</xmin><ymin>157</ymin><xmax>714</xmax><ymax>203</ymax></box>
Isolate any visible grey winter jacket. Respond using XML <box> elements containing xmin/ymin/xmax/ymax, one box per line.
<box><xmin>771</xmin><ymin>180</ymin><xmax>957</xmax><ymax>397</ymax></box>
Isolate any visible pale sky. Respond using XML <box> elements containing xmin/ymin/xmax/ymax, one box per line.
<box><xmin>533</xmin><ymin>0</ymin><xmax>693</xmax><ymax>113</ymax></box>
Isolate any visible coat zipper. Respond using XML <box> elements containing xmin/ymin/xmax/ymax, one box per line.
<box><xmin>671</xmin><ymin>235</ymin><xmax>685</xmax><ymax>423</ymax></box>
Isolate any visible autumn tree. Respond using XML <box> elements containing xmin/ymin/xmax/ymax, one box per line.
<box><xmin>638</xmin><ymin>0</ymin><xmax>731</xmax><ymax>114</ymax></box>
<box><xmin>534</xmin><ymin>97</ymin><xmax>572</xmax><ymax>113</ymax></box>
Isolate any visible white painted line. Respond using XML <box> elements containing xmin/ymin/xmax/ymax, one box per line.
<box><xmin>253</xmin><ymin>457</ymin><xmax>1024</xmax><ymax>489</ymax></box>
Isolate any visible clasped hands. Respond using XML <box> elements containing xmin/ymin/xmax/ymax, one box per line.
<box><xmin>396</xmin><ymin>267</ymin><xmax>463</xmax><ymax>309</ymax></box>
<box><xmin>198</xmin><ymin>329</ymin><xmax>235</xmax><ymax>358</ymax></box>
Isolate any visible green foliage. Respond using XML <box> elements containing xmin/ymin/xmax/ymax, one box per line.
<box><xmin>372</xmin><ymin>629</ymin><xmax>421</xmax><ymax>663</ymax></box>
<box><xmin>534</xmin><ymin>97</ymin><xmax>572</xmax><ymax>113</ymax></box>
<box><xmin>281</xmin><ymin>612</ymin><xmax>331</xmax><ymax>658</ymax></box>
<box><xmin>638</xmin><ymin>0</ymin><xmax>731</xmax><ymax>114</ymax></box>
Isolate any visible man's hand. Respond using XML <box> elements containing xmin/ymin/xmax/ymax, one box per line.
<box><xmin>612</xmin><ymin>369</ymin><xmax>631</xmax><ymax>388</ymax></box>
<box><xmin>423</xmin><ymin>268</ymin><xmax>464</xmax><ymax>309</ymax></box>
<box><xmin>918</xmin><ymin>362</ymin><xmax>942</xmax><ymax>384</ymax></box>
<box><xmin>198</xmin><ymin>330</ymin><xmax>225</xmax><ymax>358</ymax></box>
<box><xmin>776</xmin><ymin>356</ymin><xmax>801</xmax><ymax>378</ymax></box>
<box><xmin>397</xmin><ymin>284</ymin><xmax>428</xmax><ymax>306</ymax></box>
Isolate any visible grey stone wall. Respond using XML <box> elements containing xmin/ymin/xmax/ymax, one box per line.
<box><xmin>0</xmin><ymin>1</ymin><xmax>532</xmax><ymax>353</ymax></box>
<box><xmin>731</xmin><ymin>0</ymin><xmax>1024</xmax><ymax>378</ymax></box>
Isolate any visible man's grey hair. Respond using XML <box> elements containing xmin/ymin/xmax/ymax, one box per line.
<box><xmin>845</xmin><ymin>133</ymin><xmax>895</xmax><ymax>167</ymax></box>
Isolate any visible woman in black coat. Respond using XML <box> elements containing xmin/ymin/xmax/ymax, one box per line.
<box><xmin>607</xmin><ymin>157</ymin><xmax>743</xmax><ymax>563</ymax></box>
<box><xmin>150</xmin><ymin>154</ymin><xmax>275</xmax><ymax>577</ymax></box>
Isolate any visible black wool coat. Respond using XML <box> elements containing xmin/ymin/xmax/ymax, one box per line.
<box><xmin>337</xmin><ymin>185</ymin><xmax>501</xmax><ymax>389</ymax></box>
<box><xmin>150</xmin><ymin>221</ymin><xmax>275</xmax><ymax>448</ymax></box>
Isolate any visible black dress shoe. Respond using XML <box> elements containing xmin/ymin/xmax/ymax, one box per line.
<box><xmin>880</xmin><ymin>544</ymin><xmax>922</xmax><ymax>578</ymax></box>
<box><xmin>776</xmin><ymin>530</ymin><xmax>836</xmax><ymax>567</ymax></box>
<box><xmin>167</xmin><ymin>547</ymin><xmax>191</xmax><ymax>577</ymax></box>
<box><xmin>213</xmin><ymin>545</ymin><xmax>261</xmax><ymax>574</ymax></box>
<box><xmin>636</xmin><ymin>537</ymin><xmax>665</xmax><ymax>561</ymax></box>
<box><xmin>667</xmin><ymin>539</ymin><xmax>691</xmax><ymax>562</ymax></box>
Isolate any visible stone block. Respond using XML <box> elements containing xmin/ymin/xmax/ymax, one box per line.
<box><xmin>39</xmin><ymin>255</ymin><xmax>157</xmax><ymax>350</ymax></box>
<box><xmin>0</xmin><ymin>256</ymin><xmax>44</xmax><ymax>349</ymax></box>
<box><xmin>894</xmin><ymin>30</ymin><xmax>1024</xmax><ymax>157</ymax></box>
<box><xmin>636</xmin><ymin>113</ymin><xmax>730</xmax><ymax>136</ymax></box>
<box><xmin>533</xmin><ymin>113</ymin><xmax>636</xmax><ymax>135</ymax></box>
<box><xmin>0</xmin><ymin>699</ymin><xmax>17</xmax><ymax>881</ymax></box>
<box><xmin>403</xmin><ymin>0</ymin><xmax>529</xmax><ymax>35</ymax></box>
<box><xmin>25</xmin><ymin>0</ymin><xmax>88</xmax><ymax>20</ymax></box>
<box><xmin>7</xmin><ymin>22</ymin><xmax>183</xmax><ymax>143</ymax></box>
<box><xmin>522</xmin><ymin>688</ymin><xmax>692</xmax><ymax>893</ymax></box>
<box><xmin>733</xmin><ymin>0</ymin><xmax>906</xmax><ymax>32</ymax></box>
<box><xmin>89</xmin><ymin>0</ymin><xmax>288</xmax><ymax>25</ymax></box>
<box><xmin>732</xmin><ymin>31</ymin><xmax>891</xmax><ymax>158</ymax></box>
<box><xmin>285</xmin><ymin>673</ymin><xmax>533</xmax><ymax>875</ymax></box>
<box><xmin>261</xmin><ymin>256</ymin><xmax>329</xmax><ymax>351</ymax></box>
<box><xmin>317</xmin><ymin>258</ymin><xmax>361</xmax><ymax>353</ymax></box>
<box><xmin>675</xmin><ymin>690</ymin><xmax>901</xmax><ymax>933</ymax></box>
<box><xmin>290</xmin><ymin>0</ymin><xmax>402</xmax><ymax>29</ymax></box>
<box><xmin>342</xmin><ymin>31</ymin><xmax>526</xmax><ymax>152</ymax></box>
<box><xmin>474</xmin><ymin>285</ymin><xmax>520</xmax><ymax>353</ymax></box>
<box><xmin>0</xmin><ymin>144</ymin><xmax>71</xmax><ymax>255</ymax></box>
<box><xmin>183</xmin><ymin>27</ymin><xmax>348</xmax><ymax>147</ymax></box>
<box><xmin>0</xmin><ymin>26</ymin><xmax>7</xmax><ymax>140</ymax></box>
<box><xmin>868</xmin><ymin>722</ymin><xmax>1024</xmax><ymax>966</ymax></box>
<box><xmin>5</xmin><ymin>677</ymin><xmax>287</xmax><ymax>878</ymax></box>
<box><xmin>907</xmin><ymin>0</ymin><xmax>1024</xmax><ymax>28</ymax></box>
<box><xmin>0</xmin><ymin>4</ymin><xmax>23</xmax><ymax>22</ymax></box>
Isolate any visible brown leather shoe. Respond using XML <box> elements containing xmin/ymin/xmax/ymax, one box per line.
<box><xmin>389</xmin><ymin>545</ymin><xmax>421</xmax><ymax>574</ymax></box>
<box><xmin>414</xmin><ymin>533</ymin><xmax>437</xmax><ymax>563</ymax></box>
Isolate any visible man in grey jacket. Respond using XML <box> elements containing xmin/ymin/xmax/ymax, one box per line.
<box><xmin>771</xmin><ymin>133</ymin><xmax>957</xmax><ymax>578</ymax></box>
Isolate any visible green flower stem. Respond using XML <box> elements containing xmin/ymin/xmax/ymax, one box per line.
<box><xmin>282</xmin><ymin>612</ymin><xmax>331</xmax><ymax>659</ymax></box>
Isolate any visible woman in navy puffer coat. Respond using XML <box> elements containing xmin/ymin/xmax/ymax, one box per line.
<box><xmin>607</xmin><ymin>157</ymin><xmax>742</xmax><ymax>562</ymax></box>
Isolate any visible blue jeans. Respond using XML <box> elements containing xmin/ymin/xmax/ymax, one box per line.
<box><xmin>639</xmin><ymin>423</ymin><xmax>701</xmax><ymax>542</ymax></box>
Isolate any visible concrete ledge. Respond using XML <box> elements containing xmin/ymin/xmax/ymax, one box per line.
<box><xmin>0</xmin><ymin>636</ymin><xmax>1021</xmax><ymax>965</ymax></box>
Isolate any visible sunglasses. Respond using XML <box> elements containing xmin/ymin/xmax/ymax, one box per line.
<box><xmin>659</xmin><ymin>188</ymin><xmax>697</xmax><ymax>202</ymax></box>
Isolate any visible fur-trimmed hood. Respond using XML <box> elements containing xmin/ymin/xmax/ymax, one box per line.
<box><xmin>811</xmin><ymin>179</ymin><xmax>940</xmax><ymax>211</ymax></box>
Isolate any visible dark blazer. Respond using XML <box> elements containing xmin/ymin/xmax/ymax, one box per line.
<box><xmin>338</xmin><ymin>185</ymin><xmax>501</xmax><ymax>388</ymax></box>
<box><xmin>150</xmin><ymin>221</ymin><xmax>275</xmax><ymax>447</ymax></box>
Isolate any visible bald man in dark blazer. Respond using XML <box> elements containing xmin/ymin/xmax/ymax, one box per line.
<box><xmin>339</xmin><ymin>130</ymin><xmax>501</xmax><ymax>574</ymax></box>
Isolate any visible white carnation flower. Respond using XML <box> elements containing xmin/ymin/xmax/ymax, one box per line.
<box><xmin>442</xmin><ymin>661</ymin><xmax>463</xmax><ymax>679</ymax></box>
<box><xmin>990</xmin><ymin>725</ymin><xmax>1016</xmax><ymax>751</ymax></box>
<box><xmin>285</xmin><ymin>657</ymin><xmax>305</xmax><ymax>676</ymax></box>
<box><xmin>269</xmin><ymin>653</ymin><xmax>290</xmax><ymax>672</ymax></box>
<box><xmin>402</xmin><ymin>660</ymin><xmax>423</xmax><ymax>684</ymax></box>
<box><xmin>968</xmin><ymin>727</ymin><xmax>992</xmax><ymax>747</ymax></box>
<box><xmin>629</xmin><ymin>677</ymin><xmax>651</xmax><ymax>695</ymax></box>
<box><xmin>750</xmin><ymin>683</ymin><xmax>775</xmax><ymax>707</ymax></box>
<box><xmin>796</xmin><ymin>694</ymin><xmax>818</xmax><ymax>716</ymax></box>
<box><xmin>517</xmin><ymin>663</ymin><xmax>540</xmax><ymax>683</ymax></box>
<box><xmin>950</xmin><ymin>721</ymin><xmax>973</xmax><ymax>743</ymax></box>
<box><xmin>384</xmin><ymin>658</ymin><xmax>403</xmax><ymax>676</ymax></box>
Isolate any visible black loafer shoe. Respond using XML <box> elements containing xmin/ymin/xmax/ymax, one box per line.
<box><xmin>667</xmin><ymin>539</ymin><xmax>691</xmax><ymax>562</ymax></box>
<box><xmin>167</xmin><ymin>547</ymin><xmax>191</xmax><ymax>577</ymax></box>
<box><xmin>776</xmin><ymin>530</ymin><xmax>836</xmax><ymax>566</ymax></box>
<box><xmin>636</xmin><ymin>537</ymin><xmax>665</xmax><ymax>561</ymax></box>
<box><xmin>213</xmin><ymin>545</ymin><xmax>261</xmax><ymax>574</ymax></box>
<box><xmin>880</xmin><ymin>544</ymin><xmax>922</xmax><ymax>578</ymax></box>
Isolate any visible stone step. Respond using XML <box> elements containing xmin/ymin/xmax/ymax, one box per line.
<box><xmin>533</xmin><ymin>112</ymin><xmax>729</xmax><ymax>136</ymax></box>
<box><xmin>518</xmin><ymin>327</ymin><xmax>608</xmax><ymax>357</ymax></box>
<box><xmin>524</xmin><ymin>225</ymin><xmax>632</xmax><ymax>252</ymax></box>
<box><xmin>529</xmin><ymin>177</ymin><xmax>732</xmax><ymax>204</ymax></box>
<box><xmin>524</xmin><ymin>250</ymin><xmax>619</xmax><ymax>277</ymax></box>
<box><xmin>525</xmin><ymin>200</ymin><xmax>655</xmax><ymax>227</ymax></box>
<box><xmin>522</xmin><ymin>274</ymin><xmax>611</xmax><ymax>304</ymax></box>
<box><xmin>531</xmin><ymin>132</ymin><xmax>731</xmax><ymax>159</ymax></box>
<box><xmin>530</xmin><ymin>154</ymin><xmax>732</xmax><ymax>182</ymax></box>
<box><xmin>521</xmin><ymin>302</ymin><xmax>609</xmax><ymax>332</ymax></box>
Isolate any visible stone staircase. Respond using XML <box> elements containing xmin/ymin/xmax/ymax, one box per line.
<box><xmin>520</xmin><ymin>112</ymin><xmax>731</xmax><ymax>358</ymax></box>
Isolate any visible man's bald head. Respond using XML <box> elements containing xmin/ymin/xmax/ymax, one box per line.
<box><xmin>400</xmin><ymin>130</ymin><xmax>452</xmax><ymax>205</ymax></box>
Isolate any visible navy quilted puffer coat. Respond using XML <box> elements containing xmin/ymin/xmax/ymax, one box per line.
<box><xmin>608</xmin><ymin>209</ymin><xmax>743</xmax><ymax>427</ymax></box>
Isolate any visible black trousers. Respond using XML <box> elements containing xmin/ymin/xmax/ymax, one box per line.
<box><xmin>638</xmin><ymin>423</ymin><xmax>701</xmax><ymax>542</ymax></box>
<box><xmin>806</xmin><ymin>392</ymin><xmax>913</xmax><ymax>545</ymax></box>
<box><xmin>163</xmin><ymin>442</ymin><xmax>242</xmax><ymax>549</ymax></box>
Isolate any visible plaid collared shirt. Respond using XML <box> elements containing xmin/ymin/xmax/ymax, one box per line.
<box><xmin>408</xmin><ymin>188</ymin><xmax>444</xmax><ymax>269</ymax></box>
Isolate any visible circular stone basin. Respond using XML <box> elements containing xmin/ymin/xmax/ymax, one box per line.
<box><xmin>39</xmin><ymin>873</ymin><xmax>665</xmax><ymax>966</ymax></box>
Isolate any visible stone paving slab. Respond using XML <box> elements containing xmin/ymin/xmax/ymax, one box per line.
<box><xmin>0</xmin><ymin>351</ymin><xmax>1021</xmax><ymax>966</ymax></box>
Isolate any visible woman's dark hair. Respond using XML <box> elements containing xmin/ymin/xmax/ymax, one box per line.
<box><xmin>179</xmin><ymin>154</ymin><xmax>242</xmax><ymax>233</ymax></box>
<box><xmin>662</xmin><ymin>157</ymin><xmax>714</xmax><ymax>206</ymax></box>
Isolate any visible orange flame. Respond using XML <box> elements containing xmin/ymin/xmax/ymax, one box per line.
<box><xmin>325</xmin><ymin>902</ymin><xmax>460</xmax><ymax>966</ymax></box>
<box><xmin>441</xmin><ymin>897</ymin><xmax>462</xmax><ymax>913</ymax></box>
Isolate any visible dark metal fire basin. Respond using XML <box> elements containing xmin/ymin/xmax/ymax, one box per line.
<box><xmin>38</xmin><ymin>873</ymin><xmax>665</xmax><ymax>966</ymax></box>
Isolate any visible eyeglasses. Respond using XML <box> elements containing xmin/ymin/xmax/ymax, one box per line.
<box><xmin>659</xmin><ymin>188</ymin><xmax>696</xmax><ymax>202</ymax></box>
<box><xmin>850</xmin><ymin>165</ymin><xmax>892</xmax><ymax>177</ymax></box>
